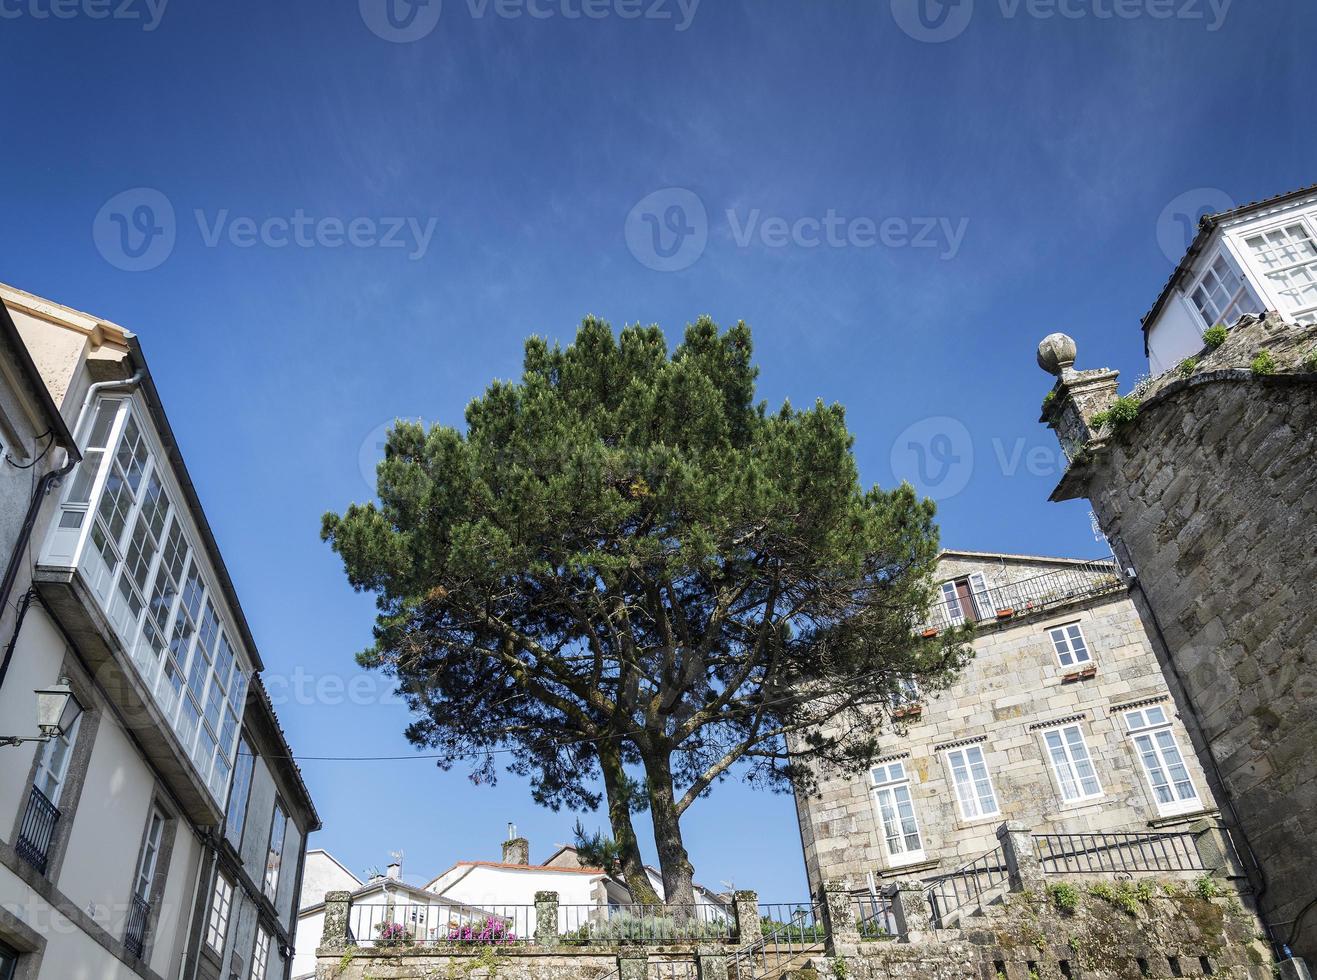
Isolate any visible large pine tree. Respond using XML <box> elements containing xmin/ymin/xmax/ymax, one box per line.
<box><xmin>323</xmin><ymin>316</ymin><xmax>968</xmax><ymax>907</ymax></box>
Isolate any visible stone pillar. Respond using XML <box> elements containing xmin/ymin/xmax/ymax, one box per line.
<box><xmin>821</xmin><ymin>879</ymin><xmax>859</xmax><ymax>956</ymax></box>
<box><xmin>886</xmin><ymin>881</ymin><xmax>933</xmax><ymax>942</ymax></box>
<box><xmin>534</xmin><ymin>890</ymin><xmax>560</xmax><ymax>947</ymax></box>
<box><xmin>618</xmin><ymin>951</ymin><xmax>649</xmax><ymax>980</ymax></box>
<box><xmin>732</xmin><ymin>890</ymin><xmax>759</xmax><ymax>944</ymax></box>
<box><xmin>319</xmin><ymin>891</ymin><xmax>352</xmax><ymax>952</ymax></box>
<box><xmin>696</xmin><ymin>944</ymin><xmax>730</xmax><ymax>980</ymax></box>
<box><xmin>1280</xmin><ymin>959</ymin><xmax>1314</xmax><ymax>980</ymax></box>
<box><xmin>997</xmin><ymin>821</ymin><xmax>1046</xmax><ymax>894</ymax></box>
<box><xmin>1191</xmin><ymin>819</ymin><xmax>1235</xmax><ymax>877</ymax></box>
<box><xmin>1037</xmin><ymin>333</ymin><xmax>1120</xmax><ymax>456</ymax></box>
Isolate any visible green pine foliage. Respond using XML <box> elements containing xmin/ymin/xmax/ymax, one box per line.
<box><xmin>321</xmin><ymin>316</ymin><xmax>971</xmax><ymax>904</ymax></box>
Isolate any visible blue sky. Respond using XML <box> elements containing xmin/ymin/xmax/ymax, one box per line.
<box><xmin>0</xmin><ymin>0</ymin><xmax>1311</xmax><ymax>901</ymax></box>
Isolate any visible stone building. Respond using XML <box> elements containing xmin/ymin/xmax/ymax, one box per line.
<box><xmin>793</xmin><ymin>550</ymin><xmax>1222</xmax><ymax>898</ymax></box>
<box><xmin>1038</xmin><ymin>301</ymin><xmax>1317</xmax><ymax>963</ymax></box>
<box><xmin>0</xmin><ymin>283</ymin><xmax>318</xmax><ymax>980</ymax></box>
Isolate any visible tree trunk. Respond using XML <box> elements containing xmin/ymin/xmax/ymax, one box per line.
<box><xmin>642</xmin><ymin>750</ymin><xmax>697</xmax><ymax>911</ymax></box>
<box><xmin>598</xmin><ymin>740</ymin><xmax>662</xmax><ymax>906</ymax></box>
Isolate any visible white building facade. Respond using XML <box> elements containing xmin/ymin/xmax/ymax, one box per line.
<box><xmin>0</xmin><ymin>284</ymin><xmax>318</xmax><ymax>980</ymax></box>
<box><xmin>1144</xmin><ymin>185</ymin><xmax>1317</xmax><ymax>373</ymax></box>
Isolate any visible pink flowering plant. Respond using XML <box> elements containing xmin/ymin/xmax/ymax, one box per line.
<box><xmin>448</xmin><ymin>915</ymin><xmax>518</xmax><ymax>944</ymax></box>
<box><xmin>374</xmin><ymin>921</ymin><xmax>415</xmax><ymax>947</ymax></box>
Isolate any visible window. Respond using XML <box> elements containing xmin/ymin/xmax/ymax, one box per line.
<box><xmin>50</xmin><ymin>398</ymin><xmax>250</xmax><ymax>806</ymax></box>
<box><xmin>945</xmin><ymin>744</ymin><xmax>999</xmax><ymax>820</ymax></box>
<box><xmin>1245</xmin><ymin>222</ymin><xmax>1317</xmax><ymax>322</ymax></box>
<box><xmin>888</xmin><ymin>677</ymin><xmax>920</xmax><ymax>709</ymax></box>
<box><xmin>225</xmin><ymin>737</ymin><xmax>256</xmax><ymax>846</ymax></box>
<box><xmin>265</xmin><ymin>803</ymin><xmax>287</xmax><ymax>899</ymax></box>
<box><xmin>33</xmin><ymin>711</ymin><xmax>82</xmax><ymax>806</ymax></box>
<box><xmin>939</xmin><ymin>572</ymin><xmax>992</xmax><ymax>625</ymax></box>
<box><xmin>133</xmin><ymin>808</ymin><xmax>165</xmax><ymax>902</ymax></box>
<box><xmin>870</xmin><ymin>761</ymin><xmax>924</xmax><ymax>864</ymax></box>
<box><xmin>1189</xmin><ymin>250</ymin><xmax>1263</xmax><ymax>329</ymax></box>
<box><xmin>206</xmin><ymin>874</ymin><xmax>234</xmax><ymax>952</ymax></box>
<box><xmin>1125</xmin><ymin>705</ymin><xmax>1200</xmax><ymax>815</ymax></box>
<box><xmin>1048</xmin><ymin>623</ymin><xmax>1091</xmax><ymax>668</ymax></box>
<box><xmin>250</xmin><ymin>927</ymin><xmax>272</xmax><ymax>980</ymax></box>
<box><xmin>1043</xmin><ymin>724</ymin><xmax>1103</xmax><ymax>803</ymax></box>
<box><xmin>0</xmin><ymin>941</ymin><xmax>17</xmax><ymax>980</ymax></box>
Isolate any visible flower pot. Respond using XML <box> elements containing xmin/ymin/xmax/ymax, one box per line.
<box><xmin>996</xmin><ymin>608</ymin><xmax>1014</xmax><ymax>619</ymax></box>
<box><xmin>921</xmin><ymin>628</ymin><xmax>939</xmax><ymax>638</ymax></box>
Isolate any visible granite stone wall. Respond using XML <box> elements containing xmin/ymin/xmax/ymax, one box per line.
<box><xmin>316</xmin><ymin>886</ymin><xmax>1270</xmax><ymax>980</ymax></box>
<box><xmin>794</xmin><ymin>555</ymin><xmax>1220</xmax><ymax>896</ymax></box>
<box><xmin>1040</xmin><ymin>312</ymin><xmax>1317</xmax><ymax>961</ymax></box>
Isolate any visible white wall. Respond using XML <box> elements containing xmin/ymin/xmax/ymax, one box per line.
<box><xmin>291</xmin><ymin>907</ymin><xmax>325</xmax><ymax>980</ymax></box>
<box><xmin>300</xmin><ymin>851</ymin><xmax>361</xmax><ymax>909</ymax></box>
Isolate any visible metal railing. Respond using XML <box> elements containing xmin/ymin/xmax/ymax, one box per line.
<box><xmin>730</xmin><ymin>902</ymin><xmax>825</xmax><ymax>980</ymax></box>
<box><xmin>558</xmin><ymin>904</ymin><xmax>733</xmax><ymax>945</ymax></box>
<box><xmin>925</xmin><ymin>845</ymin><xmax>1009</xmax><ymax>928</ymax></box>
<box><xmin>852</xmin><ymin>893</ymin><xmax>898</xmax><ymax>940</ymax></box>
<box><xmin>1035</xmin><ymin>831</ymin><xmax>1205</xmax><ymax>876</ymax></box>
<box><xmin>348</xmin><ymin>902</ymin><xmax>533</xmax><ymax>946</ymax></box>
<box><xmin>124</xmin><ymin>894</ymin><xmax>151</xmax><ymax>959</ymax></box>
<box><xmin>15</xmin><ymin>786</ymin><xmax>60</xmax><ymax>875</ymax></box>
<box><xmin>922</xmin><ymin>560</ymin><xmax>1124</xmax><ymax>632</ymax></box>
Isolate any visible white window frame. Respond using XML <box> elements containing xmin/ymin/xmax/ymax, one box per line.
<box><xmin>939</xmin><ymin>572</ymin><xmax>992</xmax><ymax>625</ymax></box>
<box><xmin>943</xmin><ymin>743</ymin><xmax>1000</xmax><ymax>821</ymax></box>
<box><xmin>133</xmin><ymin>807</ymin><xmax>165</xmax><ymax>902</ymax></box>
<box><xmin>1047</xmin><ymin>622</ymin><xmax>1092</xmax><ymax>669</ymax></box>
<box><xmin>1187</xmin><ymin>248</ymin><xmax>1264</xmax><ymax>330</ymax></box>
<box><xmin>1042</xmin><ymin>723</ymin><xmax>1103</xmax><ymax>804</ymax></box>
<box><xmin>45</xmin><ymin>396</ymin><xmax>250</xmax><ymax>806</ymax></box>
<box><xmin>1240</xmin><ymin>217</ymin><xmax>1317</xmax><ymax>324</ymax></box>
<box><xmin>1124</xmin><ymin>705</ymin><xmax>1201</xmax><ymax>816</ymax></box>
<box><xmin>870</xmin><ymin>761</ymin><xmax>925</xmax><ymax>866</ymax></box>
<box><xmin>206</xmin><ymin>872</ymin><xmax>234</xmax><ymax>953</ymax></box>
<box><xmin>264</xmin><ymin>802</ymin><xmax>287</xmax><ymax>900</ymax></box>
<box><xmin>33</xmin><ymin>712</ymin><xmax>82</xmax><ymax>806</ymax></box>
<box><xmin>250</xmin><ymin>927</ymin><xmax>272</xmax><ymax>980</ymax></box>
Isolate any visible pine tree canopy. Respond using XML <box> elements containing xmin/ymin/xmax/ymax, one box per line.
<box><xmin>322</xmin><ymin>315</ymin><xmax>969</xmax><ymax>903</ymax></box>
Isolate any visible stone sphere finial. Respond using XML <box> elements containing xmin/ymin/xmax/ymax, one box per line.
<box><xmin>1037</xmin><ymin>333</ymin><xmax>1077</xmax><ymax>376</ymax></box>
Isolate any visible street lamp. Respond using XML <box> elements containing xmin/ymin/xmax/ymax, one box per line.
<box><xmin>0</xmin><ymin>677</ymin><xmax>83</xmax><ymax>748</ymax></box>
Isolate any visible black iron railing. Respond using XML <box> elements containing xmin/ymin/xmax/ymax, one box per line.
<box><xmin>852</xmin><ymin>893</ymin><xmax>898</xmax><ymax>940</ymax></box>
<box><xmin>124</xmin><ymin>894</ymin><xmax>151</xmax><ymax>958</ymax></box>
<box><xmin>923</xmin><ymin>560</ymin><xmax>1124</xmax><ymax>632</ymax></box>
<box><xmin>729</xmin><ymin>902</ymin><xmax>825</xmax><ymax>980</ymax></box>
<box><xmin>15</xmin><ymin>786</ymin><xmax>60</xmax><ymax>875</ymax></box>
<box><xmin>349</xmin><ymin>902</ymin><xmax>533</xmax><ymax>946</ymax></box>
<box><xmin>559</xmin><ymin>904</ymin><xmax>733</xmax><ymax>944</ymax></box>
<box><xmin>1035</xmin><ymin>831</ymin><xmax>1204</xmax><ymax>875</ymax></box>
<box><xmin>925</xmin><ymin>845</ymin><xmax>1009</xmax><ymax>927</ymax></box>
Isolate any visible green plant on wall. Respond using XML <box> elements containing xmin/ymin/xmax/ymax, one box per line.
<box><xmin>1090</xmin><ymin>395</ymin><xmax>1140</xmax><ymax>434</ymax></box>
<box><xmin>1203</xmin><ymin>324</ymin><xmax>1228</xmax><ymax>349</ymax></box>
<box><xmin>1088</xmin><ymin>880</ymin><xmax>1154</xmax><ymax>917</ymax></box>
<box><xmin>1250</xmin><ymin>351</ymin><xmax>1276</xmax><ymax>376</ymax></box>
<box><xmin>1304</xmin><ymin>348</ymin><xmax>1317</xmax><ymax>372</ymax></box>
<box><xmin>1042</xmin><ymin>389</ymin><xmax>1056</xmax><ymax>413</ymax></box>
<box><xmin>1177</xmin><ymin>356</ymin><xmax>1199</xmax><ymax>378</ymax></box>
<box><xmin>1047</xmin><ymin>882</ymin><xmax>1080</xmax><ymax>914</ymax></box>
<box><xmin>1195</xmin><ymin>876</ymin><xmax>1222</xmax><ymax>900</ymax></box>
